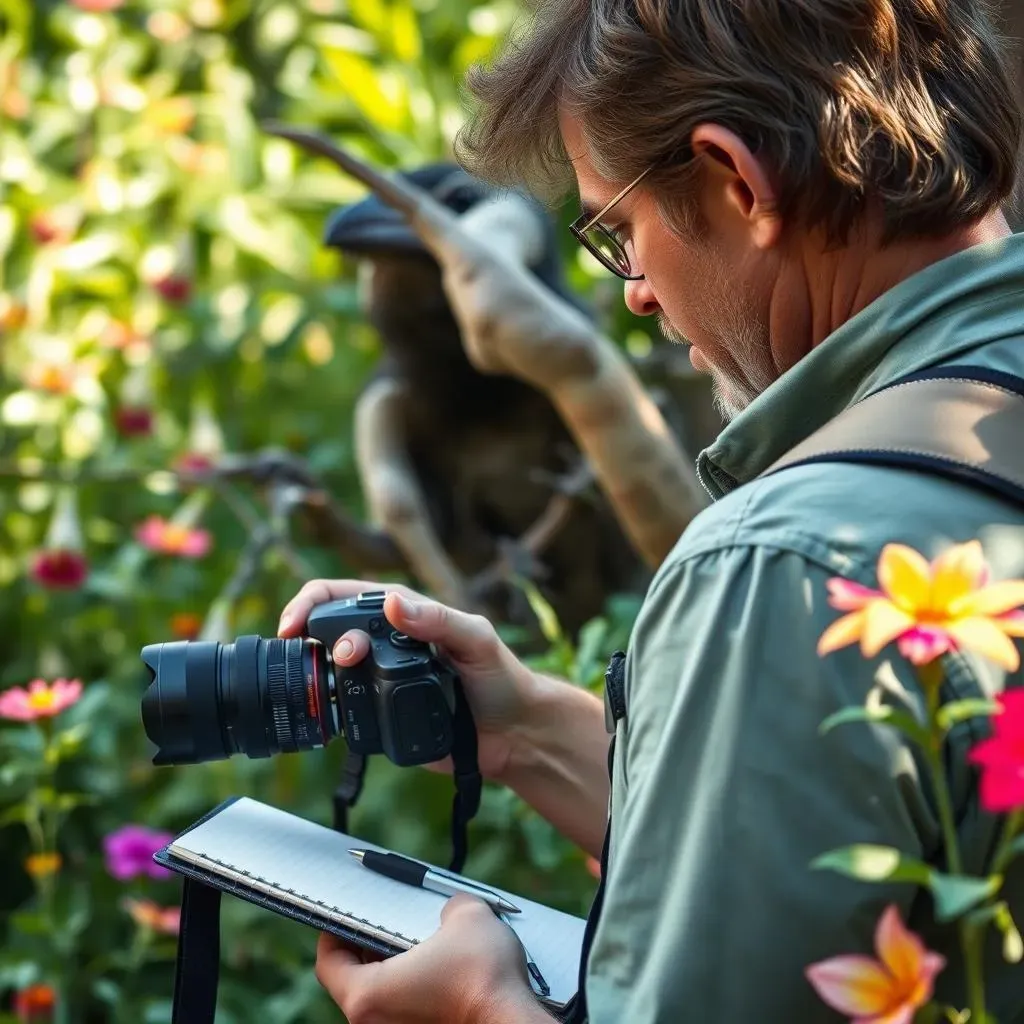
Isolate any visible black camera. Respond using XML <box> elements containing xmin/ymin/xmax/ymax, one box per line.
<box><xmin>140</xmin><ymin>591</ymin><xmax>458</xmax><ymax>768</ymax></box>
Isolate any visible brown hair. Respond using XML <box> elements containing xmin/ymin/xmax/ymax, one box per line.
<box><xmin>455</xmin><ymin>0</ymin><xmax>1022</xmax><ymax>244</ymax></box>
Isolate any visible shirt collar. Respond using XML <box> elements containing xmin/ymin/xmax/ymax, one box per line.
<box><xmin>697</xmin><ymin>234</ymin><xmax>1024</xmax><ymax>500</ymax></box>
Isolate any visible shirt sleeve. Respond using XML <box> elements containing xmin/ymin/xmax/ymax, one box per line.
<box><xmin>584</xmin><ymin>542</ymin><xmax>942</xmax><ymax>1023</ymax></box>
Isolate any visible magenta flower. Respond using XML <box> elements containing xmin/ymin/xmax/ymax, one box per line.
<box><xmin>968</xmin><ymin>689</ymin><xmax>1024</xmax><ymax>813</ymax></box>
<box><xmin>103</xmin><ymin>825</ymin><xmax>173</xmax><ymax>880</ymax></box>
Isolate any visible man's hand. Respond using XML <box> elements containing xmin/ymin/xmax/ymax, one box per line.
<box><xmin>278</xmin><ymin>580</ymin><xmax>537</xmax><ymax>784</ymax></box>
<box><xmin>315</xmin><ymin>894</ymin><xmax>551</xmax><ymax>1024</ymax></box>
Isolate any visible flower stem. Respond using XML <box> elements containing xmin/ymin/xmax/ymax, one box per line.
<box><xmin>991</xmin><ymin>809</ymin><xmax>1024</xmax><ymax>875</ymax></box>
<box><xmin>921</xmin><ymin>669</ymin><xmax>985</xmax><ymax>1021</ymax></box>
<box><xmin>959</xmin><ymin>920</ymin><xmax>986</xmax><ymax>1023</ymax></box>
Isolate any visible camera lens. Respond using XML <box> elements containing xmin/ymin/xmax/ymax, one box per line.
<box><xmin>140</xmin><ymin>636</ymin><xmax>337</xmax><ymax>765</ymax></box>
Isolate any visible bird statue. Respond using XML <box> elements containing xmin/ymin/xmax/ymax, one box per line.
<box><xmin>322</xmin><ymin>163</ymin><xmax>648</xmax><ymax>637</ymax></box>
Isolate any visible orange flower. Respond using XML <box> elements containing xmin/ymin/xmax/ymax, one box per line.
<box><xmin>170</xmin><ymin>612</ymin><xmax>203</xmax><ymax>639</ymax></box>
<box><xmin>25</xmin><ymin>852</ymin><xmax>62</xmax><ymax>878</ymax></box>
<box><xmin>806</xmin><ymin>905</ymin><xmax>945</xmax><ymax>1024</ymax></box>
<box><xmin>123</xmin><ymin>898</ymin><xmax>181</xmax><ymax>935</ymax></box>
<box><xmin>0</xmin><ymin>294</ymin><xmax>28</xmax><ymax>332</ymax></box>
<box><xmin>14</xmin><ymin>983</ymin><xmax>56</xmax><ymax>1023</ymax></box>
<box><xmin>818</xmin><ymin>541</ymin><xmax>1024</xmax><ymax>670</ymax></box>
<box><xmin>26</xmin><ymin>364</ymin><xmax>75</xmax><ymax>395</ymax></box>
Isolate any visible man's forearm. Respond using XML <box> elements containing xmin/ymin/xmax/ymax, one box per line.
<box><xmin>501</xmin><ymin>673</ymin><xmax>611</xmax><ymax>859</ymax></box>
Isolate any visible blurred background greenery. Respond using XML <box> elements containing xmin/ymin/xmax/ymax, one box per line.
<box><xmin>0</xmin><ymin>0</ymin><xmax>653</xmax><ymax>1021</ymax></box>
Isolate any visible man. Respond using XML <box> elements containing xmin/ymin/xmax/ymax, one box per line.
<box><xmin>279</xmin><ymin>0</ymin><xmax>1024</xmax><ymax>1019</ymax></box>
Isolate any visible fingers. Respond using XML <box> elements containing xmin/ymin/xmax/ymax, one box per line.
<box><xmin>278</xmin><ymin>582</ymin><xmax>503</xmax><ymax>674</ymax></box>
<box><xmin>278</xmin><ymin>579</ymin><xmax>421</xmax><ymax>637</ymax></box>
<box><xmin>315</xmin><ymin>932</ymin><xmax>380</xmax><ymax>1009</ymax></box>
<box><xmin>333</xmin><ymin>629</ymin><xmax>370</xmax><ymax>666</ymax></box>
<box><xmin>383</xmin><ymin>593</ymin><xmax>498</xmax><ymax>666</ymax></box>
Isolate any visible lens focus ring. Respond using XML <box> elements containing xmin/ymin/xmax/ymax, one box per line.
<box><xmin>265</xmin><ymin>641</ymin><xmax>295</xmax><ymax>753</ymax></box>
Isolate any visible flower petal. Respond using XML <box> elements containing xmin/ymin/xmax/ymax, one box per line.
<box><xmin>997</xmin><ymin>610</ymin><xmax>1024</xmax><ymax>638</ymax></box>
<box><xmin>896</xmin><ymin>626</ymin><xmax>955</xmax><ymax>666</ymax></box>
<box><xmin>861</xmin><ymin>600</ymin><xmax>916</xmax><ymax>658</ymax></box>
<box><xmin>827</xmin><ymin>578</ymin><xmax>884</xmax><ymax>611</ymax></box>
<box><xmin>976</xmin><ymin>762</ymin><xmax>1024</xmax><ymax>814</ymax></box>
<box><xmin>877</xmin><ymin>544</ymin><xmax>932</xmax><ymax>612</ymax></box>
<box><xmin>993</xmin><ymin>690</ymin><xmax>1024</xmax><ymax>742</ymax></box>
<box><xmin>818</xmin><ymin>611</ymin><xmax>867</xmax><ymax>657</ymax></box>
<box><xmin>951</xmin><ymin>580</ymin><xmax>1024</xmax><ymax>618</ymax></box>
<box><xmin>860</xmin><ymin>1005</ymin><xmax>917</xmax><ymax>1024</ymax></box>
<box><xmin>805</xmin><ymin>955</ymin><xmax>896</xmax><ymax>1015</ymax></box>
<box><xmin>945</xmin><ymin>617</ymin><xmax>1021</xmax><ymax>671</ymax></box>
<box><xmin>930</xmin><ymin>540</ymin><xmax>986</xmax><ymax>611</ymax></box>
<box><xmin>875</xmin><ymin>905</ymin><xmax>925</xmax><ymax>987</ymax></box>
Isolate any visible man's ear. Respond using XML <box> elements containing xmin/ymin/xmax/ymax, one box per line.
<box><xmin>690</xmin><ymin>124</ymin><xmax>781</xmax><ymax>249</ymax></box>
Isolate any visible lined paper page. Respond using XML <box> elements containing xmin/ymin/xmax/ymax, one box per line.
<box><xmin>169</xmin><ymin>797</ymin><xmax>586</xmax><ymax>1007</ymax></box>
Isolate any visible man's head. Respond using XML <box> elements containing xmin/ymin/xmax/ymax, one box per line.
<box><xmin>456</xmin><ymin>0</ymin><xmax>1021</xmax><ymax>418</ymax></box>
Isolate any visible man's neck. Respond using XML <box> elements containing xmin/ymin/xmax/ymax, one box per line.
<box><xmin>799</xmin><ymin>208</ymin><xmax>1013</xmax><ymax>354</ymax></box>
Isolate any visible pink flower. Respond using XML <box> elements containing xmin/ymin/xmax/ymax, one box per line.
<box><xmin>103</xmin><ymin>825</ymin><xmax>173</xmax><ymax>880</ymax></box>
<box><xmin>806</xmin><ymin>905</ymin><xmax>945</xmax><ymax>1024</ymax></box>
<box><xmin>70</xmin><ymin>0</ymin><xmax>124</xmax><ymax>11</ymax></box>
<box><xmin>968</xmin><ymin>689</ymin><xmax>1024</xmax><ymax>813</ymax></box>
<box><xmin>0</xmin><ymin>679</ymin><xmax>83</xmax><ymax>722</ymax></box>
<box><xmin>30</xmin><ymin>549</ymin><xmax>88</xmax><ymax>590</ymax></box>
<box><xmin>135</xmin><ymin>516</ymin><xmax>211</xmax><ymax>557</ymax></box>
<box><xmin>123</xmin><ymin>898</ymin><xmax>180</xmax><ymax>935</ymax></box>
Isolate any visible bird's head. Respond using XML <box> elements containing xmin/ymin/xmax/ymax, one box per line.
<box><xmin>323</xmin><ymin>162</ymin><xmax>588</xmax><ymax>313</ymax></box>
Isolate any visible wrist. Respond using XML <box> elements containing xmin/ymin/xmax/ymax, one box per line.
<box><xmin>499</xmin><ymin>670</ymin><xmax>604</xmax><ymax>790</ymax></box>
<box><xmin>463</xmin><ymin>983</ymin><xmax>553</xmax><ymax>1024</ymax></box>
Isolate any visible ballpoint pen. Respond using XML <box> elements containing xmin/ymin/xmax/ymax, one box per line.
<box><xmin>348</xmin><ymin>849</ymin><xmax>521</xmax><ymax>914</ymax></box>
<box><xmin>349</xmin><ymin>849</ymin><xmax>550</xmax><ymax>997</ymax></box>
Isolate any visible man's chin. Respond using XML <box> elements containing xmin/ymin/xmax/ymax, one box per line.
<box><xmin>688</xmin><ymin>345</ymin><xmax>708</xmax><ymax>372</ymax></box>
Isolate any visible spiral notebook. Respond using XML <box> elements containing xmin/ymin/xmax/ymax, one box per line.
<box><xmin>154</xmin><ymin>796</ymin><xmax>586</xmax><ymax>1012</ymax></box>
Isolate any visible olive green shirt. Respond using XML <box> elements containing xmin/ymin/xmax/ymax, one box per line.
<box><xmin>587</xmin><ymin>235</ymin><xmax>1024</xmax><ymax>1022</ymax></box>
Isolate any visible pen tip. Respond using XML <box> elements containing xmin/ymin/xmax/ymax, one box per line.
<box><xmin>500</xmin><ymin>898</ymin><xmax>521</xmax><ymax>914</ymax></box>
<box><xmin>348</xmin><ymin>849</ymin><xmax>365</xmax><ymax>862</ymax></box>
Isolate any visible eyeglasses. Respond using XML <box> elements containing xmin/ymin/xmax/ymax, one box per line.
<box><xmin>569</xmin><ymin>166</ymin><xmax>652</xmax><ymax>281</ymax></box>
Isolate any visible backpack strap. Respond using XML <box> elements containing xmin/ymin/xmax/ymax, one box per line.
<box><xmin>760</xmin><ymin>366</ymin><xmax>1024</xmax><ymax>503</ymax></box>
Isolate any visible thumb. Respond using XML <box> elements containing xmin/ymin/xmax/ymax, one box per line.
<box><xmin>384</xmin><ymin>593</ymin><xmax>496</xmax><ymax>666</ymax></box>
<box><xmin>439</xmin><ymin>892</ymin><xmax>492</xmax><ymax>928</ymax></box>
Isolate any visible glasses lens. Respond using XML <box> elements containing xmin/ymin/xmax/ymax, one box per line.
<box><xmin>584</xmin><ymin>225</ymin><xmax>633</xmax><ymax>277</ymax></box>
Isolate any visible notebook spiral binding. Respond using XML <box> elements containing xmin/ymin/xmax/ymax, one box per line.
<box><xmin>168</xmin><ymin>844</ymin><xmax>420</xmax><ymax>949</ymax></box>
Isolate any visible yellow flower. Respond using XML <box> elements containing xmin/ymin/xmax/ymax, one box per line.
<box><xmin>818</xmin><ymin>541</ymin><xmax>1024</xmax><ymax>670</ymax></box>
<box><xmin>25</xmin><ymin>852</ymin><xmax>62</xmax><ymax>878</ymax></box>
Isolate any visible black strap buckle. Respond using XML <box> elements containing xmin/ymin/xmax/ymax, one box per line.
<box><xmin>603</xmin><ymin>650</ymin><xmax>627</xmax><ymax>733</ymax></box>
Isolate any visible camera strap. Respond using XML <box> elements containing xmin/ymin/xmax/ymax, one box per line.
<box><xmin>171</xmin><ymin>876</ymin><xmax>221</xmax><ymax>1024</ymax></box>
<box><xmin>330</xmin><ymin>677</ymin><xmax>482</xmax><ymax>874</ymax></box>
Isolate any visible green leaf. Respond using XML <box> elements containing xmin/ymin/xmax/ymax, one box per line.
<box><xmin>819</xmin><ymin>705</ymin><xmax>929</xmax><ymax>746</ymax></box>
<box><xmin>929</xmin><ymin>873</ymin><xmax>1000</xmax><ymax>922</ymax></box>
<box><xmin>811</xmin><ymin>845</ymin><xmax>932</xmax><ymax>884</ymax></box>
<box><xmin>936</xmin><ymin>698</ymin><xmax>1001</xmax><ymax>733</ymax></box>
<box><xmin>523</xmin><ymin>582</ymin><xmax>564</xmax><ymax>646</ymax></box>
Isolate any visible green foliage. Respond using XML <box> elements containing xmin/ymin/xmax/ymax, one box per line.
<box><xmin>0</xmin><ymin>1</ymin><xmax>649</xmax><ymax>1021</ymax></box>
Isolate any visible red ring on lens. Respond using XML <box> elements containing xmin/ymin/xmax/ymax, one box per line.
<box><xmin>309</xmin><ymin>644</ymin><xmax>328</xmax><ymax>745</ymax></box>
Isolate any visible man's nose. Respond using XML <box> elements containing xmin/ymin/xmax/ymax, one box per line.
<box><xmin>624</xmin><ymin>277</ymin><xmax>661</xmax><ymax>317</ymax></box>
